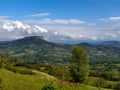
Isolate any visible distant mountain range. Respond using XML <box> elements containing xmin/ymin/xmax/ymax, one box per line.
<box><xmin>0</xmin><ymin>36</ymin><xmax>120</xmax><ymax>65</ymax></box>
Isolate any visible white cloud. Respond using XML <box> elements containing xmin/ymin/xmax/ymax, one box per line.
<box><xmin>27</xmin><ymin>18</ymin><xmax>53</xmax><ymax>24</ymax></box>
<box><xmin>91</xmin><ymin>36</ymin><xmax>97</xmax><ymax>40</ymax></box>
<box><xmin>0</xmin><ymin>19</ymin><xmax>120</xmax><ymax>43</ymax></box>
<box><xmin>98</xmin><ymin>18</ymin><xmax>107</xmax><ymax>21</ymax></box>
<box><xmin>98</xmin><ymin>16</ymin><xmax>120</xmax><ymax>22</ymax></box>
<box><xmin>54</xmin><ymin>19</ymin><xmax>69</xmax><ymax>24</ymax></box>
<box><xmin>42</xmin><ymin>26</ymin><xmax>86</xmax><ymax>33</ymax></box>
<box><xmin>28</xmin><ymin>13</ymin><xmax>50</xmax><ymax>17</ymax></box>
<box><xmin>69</xmin><ymin>19</ymin><xmax>86</xmax><ymax>24</ymax></box>
<box><xmin>88</xmin><ymin>23</ymin><xmax>96</xmax><ymax>26</ymax></box>
<box><xmin>0</xmin><ymin>20</ymin><xmax>77</xmax><ymax>42</ymax></box>
<box><xmin>25</xmin><ymin>18</ymin><xmax>86</xmax><ymax>25</ymax></box>
<box><xmin>106</xmin><ymin>33</ymin><xmax>117</xmax><ymax>38</ymax></box>
<box><xmin>0</xmin><ymin>20</ymin><xmax>48</xmax><ymax>40</ymax></box>
<box><xmin>98</xmin><ymin>18</ymin><xmax>109</xmax><ymax>22</ymax></box>
<box><xmin>118</xmin><ymin>31</ymin><xmax>120</xmax><ymax>34</ymax></box>
<box><xmin>109</xmin><ymin>17</ymin><xmax>120</xmax><ymax>21</ymax></box>
<box><xmin>0</xmin><ymin>16</ymin><xmax>12</xmax><ymax>19</ymax></box>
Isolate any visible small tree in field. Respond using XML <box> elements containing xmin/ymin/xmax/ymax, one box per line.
<box><xmin>70</xmin><ymin>46</ymin><xmax>89</xmax><ymax>83</ymax></box>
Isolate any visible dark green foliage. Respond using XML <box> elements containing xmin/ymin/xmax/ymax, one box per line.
<box><xmin>93</xmin><ymin>78</ymin><xmax>106</xmax><ymax>90</ymax></box>
<box><xmin>10</xmin><ymin>59</ymin><xmax>70</xmax><ymax>80</ymax></box>
<box><xmin>90</xmin><ymin>60</ymin><xmax>120</xmax><ymax>71</ymax></box>
<box><xmin>89</xmin><ymin>70</ymin><xmax>120</xmax><ymax>81</ymax></box>
<box><xmin>0</xmin><ymin>54</ymin><xmax>7</xmax><ymax>68</ymax></box>
<box><xmin>41</xmin><ymin>82</ymin><xmax>56</xmax><ymax>90</ymax></box>
<box><xmin>41</xmin><ymin>85</ymin><xmax>56</xmax><ymax>90</ymax></box>
<box><xmin>0</xmin><ymin>77</ymin><xmax>2</xmax><ymax>88</ymax></box>
<box><xmin>44</xmin><ymin>65</ymin><xmax>70</xmax><ymax>80</ymax></box>
<box><xmin>0</xmin><ymin>77</ymin><xmax>3</xmax><ymax>90</ymax></box>
<box><xmin>70</xmin><ymin>46</ymin><xmax>89</xmax><ymax>83</ymax></box>
<box><xmin>114</xmin><ymin>82</ymin><xmax>120</xmax><ymax>90</ymax></box>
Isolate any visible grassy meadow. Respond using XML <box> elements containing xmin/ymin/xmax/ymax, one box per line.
<box><xmin>0</xmin><ymin>68</ymin><xmax>113</xmax><ymax>90</ymax></box>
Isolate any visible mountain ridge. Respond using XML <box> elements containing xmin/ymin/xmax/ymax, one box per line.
<box><xmin>0</xmin><ymin>36</ymin><xmax>120</xmax><ymax>64</ymax></box>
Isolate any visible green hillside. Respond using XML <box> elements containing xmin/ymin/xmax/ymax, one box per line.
<box><xmin>0</xmin><ymin>36</ymin><xmax>120</xmax><ymax>65</ymax></box>
<box><xmin>0</xmin><ymin>68</ymin><xmax>112</xmax><ymax>90</ymax></box>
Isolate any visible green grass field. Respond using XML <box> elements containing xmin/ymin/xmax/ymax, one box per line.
<box><xmin>0</xmin><ymin>68</ymin><xmax>113</xmax><ymax>90</ymax></box>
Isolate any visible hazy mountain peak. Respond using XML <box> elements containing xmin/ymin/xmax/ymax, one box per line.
<box><xmin>22</xmin><ymin>36</ymin><xmax>45</xmax><ymax>40</ymax></box>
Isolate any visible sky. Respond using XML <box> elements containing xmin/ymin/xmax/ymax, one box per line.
<box><xmin>0</xmin><ymin>0</ymin><xmax>120</xmax><ymax>43</ymax></box>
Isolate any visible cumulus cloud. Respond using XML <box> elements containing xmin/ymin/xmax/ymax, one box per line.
<box><xmin>0</xmin><ymin>20</ymin><xmax>48</xmax><ymax>40</ymax></box>
<box><xmin>0</xmin><ymin>20</ymin><xmax>120</xmax><ymax>43</ymax></box>
<box><xmin>27</xmin><ymin>13</ymin><xmax>50</xmax><ymax>17</ymax></box>
<box><xmin>25</xmin><ymin>18</ymin><xmax>86</xmax><ymax>25</ymax></box>
<box><xmin>0</xmin><ymin>20</ymin><xmax>85</xmax><ymax>43</ymax></box>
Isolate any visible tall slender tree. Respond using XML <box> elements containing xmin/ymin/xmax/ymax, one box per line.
<box><xmin>70</xmin><ymin>46</ymin><xmax>89</xmax><ymax>83</ymax></box>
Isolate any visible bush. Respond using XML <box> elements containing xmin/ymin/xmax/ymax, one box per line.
<box><xmin>93</xmin><ymin>78</ymin><xmax>106</xmax><ymax>89</ymax></box>
<box><xmin>114</xmin><ymin>82</ymin><xmax>120</xmax><ymax>90</ymax></box>
<box><xmin>41</xmin><ymin>85</ymin><xmax>56</xmax><ymax>90</ymax></box>
<box><xmin>41</xmin><ymin>81</ymin><xmax>56</xmax><ymax>90</ymax></box>
<box><xmin>0</xmin><ymin>77</ymin><xmax>2</xmax><ymax>89</ymax></box>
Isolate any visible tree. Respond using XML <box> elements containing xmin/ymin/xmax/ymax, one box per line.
<box><xmin>70</xmin><ymin>46</ymin><xmax>89</xmax><ymax>83</ymax></box>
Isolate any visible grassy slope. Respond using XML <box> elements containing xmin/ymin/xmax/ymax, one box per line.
<box><xmin>86</xmin><ymin>77</ymin><xmax>117</xmax><ymax>88</ymax></box>
<box><xmin>0</xmin><ymin>68</ymin><xmax>112</xmax><ymax>90</ymax></box>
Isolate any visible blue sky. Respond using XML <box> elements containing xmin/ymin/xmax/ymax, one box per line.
<box><xmin>0</xmin><ymin>0</ymin><xmax>120</xmax><ymax>20</ymax></box>
<box><xmin>0</xmin><ymin>0</ymin><xmax>120</xmax><ymax>43</ymax></box>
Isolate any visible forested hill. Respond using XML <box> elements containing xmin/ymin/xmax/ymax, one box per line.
<box><xmin>0</xmin><ymin>36</ymin><xmax>120</xmax><ymax>64</ymax></box>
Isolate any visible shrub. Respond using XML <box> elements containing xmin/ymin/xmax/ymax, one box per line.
<box><xmin>0</xmin><ymin>77</ymin><xmax>3</xmax><ymax>89</ymax></box>
<box><xmin>114</xmin><ymin>82</ymin><xmax>120</xmax><ymax>90</ymax></box>
<box><xmin>41</xmin><ymin>85</ymin><xmax>56</xmax><ymax>90</ymax></box>
<box><xmin>41</xmin><ymin>81</ymin><xmax>56</xmax><ymax>90</ymax></box>
<box><xmin>93</xmin><ymin>78</ymin><xmax>106</xmax><ymax>90</ymax></box>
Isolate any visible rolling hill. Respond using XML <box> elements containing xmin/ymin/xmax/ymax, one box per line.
<box><xmin>0</xmin><ymin>36</ymin><xmax>120</xmax><ymax>64</ymax></box>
